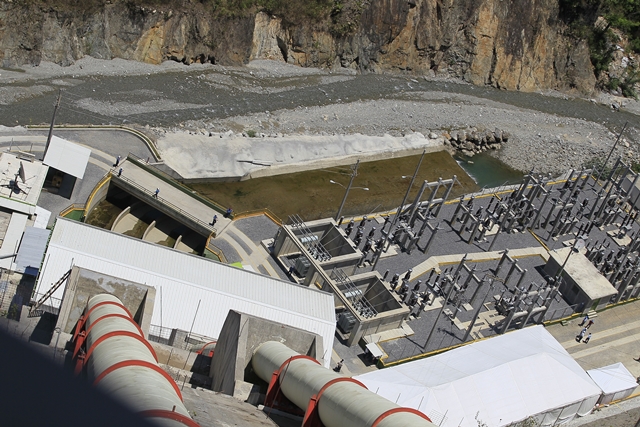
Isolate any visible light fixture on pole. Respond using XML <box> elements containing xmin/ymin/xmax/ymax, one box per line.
<box><xmin>330</xmin><ymin>160</ymin><xmax>368</xmax><ymax>221</ymax></box>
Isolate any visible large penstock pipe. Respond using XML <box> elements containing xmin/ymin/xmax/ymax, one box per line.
<box><xmin>252</xmin><ymin>341</ymin><xmax>435</xmax><ymax>427</ymax></box>
<box><xmin>81</xmin><ymin>294</ymin><xmax>198</xmax><ymax>427</ymax></box>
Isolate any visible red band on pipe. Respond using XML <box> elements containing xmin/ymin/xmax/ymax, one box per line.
<box><xmin>265</xmin><ymin>355</ymin><xmax>321</xmax><ymax>407</ymax></box>
<box><xmin>86</xmin><ymin>300</ymin><xmax>134</xmax><ymax>320</ymax></box>
<box><xmin>85</xmin><ymin>330</ymin><xmax>158</xmax><ymax>363</ymax></box>
<box><xmin>138</xmin><ymin>409</ymin><xmax>200</xmax><ymax>427</ymax></box>
<box><xmin>196</xmin><ymin>341</ymin><xmax>217</xmax><ymax>356</ymax></box>
<box><xmin>93</xmin><ymin>360</ymin><xmax>183</xmax><ymax>402</ymax></box>
<box><xmin>316</xmin><ymin>377</ymin><xmax>368</xmax><ymax>402</ymax></box>
<box><xmin>85</xmin><ymin>313</ymin><xmax>145</xmax><ymax>338</ymax></box>
<box><xmin>276</xmin><ymin>354</ymin><xmax>320</xmax><ymax>377</ymax></box>
<box><xmin>77</xmin><ymin>300</ymin><xmax>135</xmax><ymax>334</ymax></box>
<box><xmin>371</xmin><ymin>407</ymin><xmax>432</xmax><ymax>427</ymax></box>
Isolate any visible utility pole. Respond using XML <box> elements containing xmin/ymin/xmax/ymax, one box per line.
<box><xmin>594</xmin><ymin>121</ymin><xmax>627</xmax><ymax>185</ymax></box>
<box><xmin>43</xmin><ymin>89</ymin><xmax>62</xmax><ymax>160</ymax></box>
<box><xmin>334</xmin><ymin>160</ymin><xmax>360</xmax><ymax>221</ymax></box>
<box><xmin>371</xmin><ymin>150</ymin><xmax>426</xmax><ymax>271</ymax></box>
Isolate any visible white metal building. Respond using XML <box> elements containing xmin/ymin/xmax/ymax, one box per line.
<box><xmin>356</xmin><ymin>326</ymin><xmax>602</xmax><ymax>427</ymax></box>
<box><xmin>36</xmin><ymin>218</ymin><xmax>336</xmax><ymax>366</ymax></box>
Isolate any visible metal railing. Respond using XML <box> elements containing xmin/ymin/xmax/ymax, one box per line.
<box><xmin>148</xmin><ymin>324</ymin><xmax>172</xmax><ymax>346</ymax></box>
<box><xmin>127</xmin><ymin>153</ymin><xmax>229</xmax><ymax>216</ymax></box>
<box><xmin>29</xmin><ymin>292</ymin><xmax>62</xmax><ymax>316</ymax></box>
<box><xmin>111</xmin><ymin>171</ymin><xmax>215</xmax><ymax>233</ymax></box>
<box><xmin>205</xmin><ymin>241</ymin><xmax>227</xmax><ymax>263</ymax></box>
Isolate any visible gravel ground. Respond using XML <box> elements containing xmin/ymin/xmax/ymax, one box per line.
<box><xmin>2</xmin><ymin>56</ymin><xmax>640</xmax><ymax>177</ymax></box>
<box><xmin>194</xmin><ymin>94</ymin><xmax>622</xmax><ymax>175</ymax></box>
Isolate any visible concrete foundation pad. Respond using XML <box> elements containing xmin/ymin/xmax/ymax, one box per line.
<box><xmin>260</xmin><ymin>238</ymin><xmax>274</xmax><ymax>252</ymax></box>
<box><xmin>364</xmin><ymin>322</ymin><xmax>414</xmax><ymax>343</ymax></box>
<box><xmin>380</xmin><ymin>244</ymin><xmax>399</xmax><ymax>259</ymax></box>
<box><xmin>606</xmin><ymin>230</ymin><xmax>632</xmax><ymax>247</ymax></box>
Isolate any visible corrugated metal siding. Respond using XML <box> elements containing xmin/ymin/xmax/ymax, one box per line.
<box><xmin>15</xmin><ymin>226</ymin><xmax>50</xmax><ymax>274</ymax></box>
<box><xmin>38</xmin><ymin>219</ymin><xmax>335</xmax><ymax>364</ymax></box>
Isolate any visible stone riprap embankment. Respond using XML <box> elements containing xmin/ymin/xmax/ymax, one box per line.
<box><xmin>442</xmin><ymin>128</ymin><xmax>510</xmax><ymax>157</ymax></box>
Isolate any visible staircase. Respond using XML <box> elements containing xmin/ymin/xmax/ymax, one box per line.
<box><xmin>28</xmin><ymin>269</ymin><xmax>72</xmax><ymax>317</ymax></box>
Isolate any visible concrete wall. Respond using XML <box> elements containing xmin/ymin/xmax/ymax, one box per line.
<box><xmin>55</xmin><ymin>266</ymin><xmax>155</xmax><ymax>336</ymax></box>
<box><xmin>320</xmin><ymin>227</ymin><xmax>356</xmax><ymax>257</ymax></box>
<box><xmin>210</xmin><ymin>310</ymin><xmax>323</xmax><ymax>397</ymax></box>
<box><xmin>319</xmin><ymin>254</ymin><xmax>362</xmax><ymax>276</ymax></box>
<box><xmin>111</xmin><ymin>178</ymin><xmax>211</xmax><ymax>238</ymax></box>
<box><xmin>110</xmin><ymin>205</ymin><xmax>131</xmax><ymax>231</ymax></box>
<box><xmin>84</xmin><ymin>176</ymin><xmax>111</xmax><ymax>219</ymax></box>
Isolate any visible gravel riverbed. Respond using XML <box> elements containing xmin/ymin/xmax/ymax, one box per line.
<box><xmin>1</xmin><ymin>57</ymin><xmax>640</xmax><ymax>177</ymax></box>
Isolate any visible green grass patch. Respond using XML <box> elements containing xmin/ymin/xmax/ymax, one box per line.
<box><xmin>63</xmin><ymin>209</ymin><xmax>85</xmax><ymax>221</ymax></box>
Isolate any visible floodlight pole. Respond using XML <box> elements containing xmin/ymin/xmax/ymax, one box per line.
<box><xmin>335</xmin><ymin>160</ymin><xmax>360</xmax><ymax>221</ymax></box>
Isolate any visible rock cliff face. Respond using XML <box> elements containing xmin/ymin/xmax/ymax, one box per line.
<box><xmin>0</xmin><ymin>0</ymin><xmax>597</xmax><ymax>94</ymax></box>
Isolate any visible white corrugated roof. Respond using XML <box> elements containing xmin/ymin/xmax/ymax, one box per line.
<box><xmin>43</xmin><ymin>135</ymin><xmax>91</xmax><ymax>179</ymax></box>
<box><xmin>356</xmin><ymin>326</ymin><xmax>602</xmax><ymax>427</ymax></box>
<box><xmin>37</xmin><ymin>218</ymin><xmax>335</xmax><ymax>365</ymax></box>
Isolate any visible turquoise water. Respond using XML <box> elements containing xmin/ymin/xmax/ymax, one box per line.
<box><xmin>454</xmin><ymin>152</ymin><xmax>524</xmax><ymax>189</ymax></box>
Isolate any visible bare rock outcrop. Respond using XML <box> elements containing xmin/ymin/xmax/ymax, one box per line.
<box><xmin>0</xmin><ymin>0</ymin><xmax>599</xmax><ymax>94</ymax></box>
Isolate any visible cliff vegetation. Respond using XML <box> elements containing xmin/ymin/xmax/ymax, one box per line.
<box><xmin>560</xmin><ymin>0</ymin><xmax>640</xmax><ymax>96</ymax></box>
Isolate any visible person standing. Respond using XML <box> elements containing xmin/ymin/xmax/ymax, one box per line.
<box><xmin>579</xmin><ymin>314</ymin><xmax>589</xmax><ymax>326</ymax></box>
<box><xmin>154</xmin><ymin>188</ymin><xmax>159</xmax><ymax>198</ymax></box>
<box><xmin>117</xmin><ymin>168</ymin><xmax>123</xmax><ymax>177</ymax></box>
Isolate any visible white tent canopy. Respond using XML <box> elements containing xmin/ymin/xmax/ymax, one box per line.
<box><xmin>588</xmin><ymin>363</ymin><xmax>638</xmax><ymax>405</ymax></box>
<box><xmin>355</xmin><ymin>326</ymin><xmax>602</xmax><ymax>427</ymax></box>
<box><xmin>43</xmin><ymin>135</ymin><xmax>91</xmax><ymax>179</ymax></box>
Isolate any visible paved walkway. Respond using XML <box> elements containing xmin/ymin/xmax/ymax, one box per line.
<box><xmin>547</xmin><ymin>300</ymin><xmax>640</xmax><ymax>386</ymax></box>
<box><xmin>544</xmin><ymin>301</ymin><xmax>640</xmax><ymax>426</ymax></box>
<box><xmin>116</xmin><ymin>159</ymin><xmax>229</xmax><ymax>234</ymax></box>
<box><xmin>216</xmin><ymin>222</ymin><xmax>279</xmax><ymax>276</ymax></box>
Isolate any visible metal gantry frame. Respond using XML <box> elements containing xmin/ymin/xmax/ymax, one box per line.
<box><xmin>330</xmin><ymin>268</ymin><xmax>377</xmax><ymax>319</ymax></box>
<box><xmin>289</xmin><ymin>214</ymin><xmax>332</xmax><ymax>262</ymax></box>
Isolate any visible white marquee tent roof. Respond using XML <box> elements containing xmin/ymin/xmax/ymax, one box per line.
<box><xmin>36</xmin><ymin>218</ymin><xmax>336</xmax><ymax>366</ymax></box>
<box><xmin>587</xmin><ymin>363</ymin><xmax>637</xmax><ymax>403</ymax></box>
<box><xmin>356</xmin><ymin>326</ymin><xmax>601</xmax><ymax>427</ymax></box>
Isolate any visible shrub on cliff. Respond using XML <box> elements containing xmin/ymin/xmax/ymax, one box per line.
<box><xmin>560</xmin><ymin>0</ymin><xmax>640</xmax><ymax>95</ymax></box>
